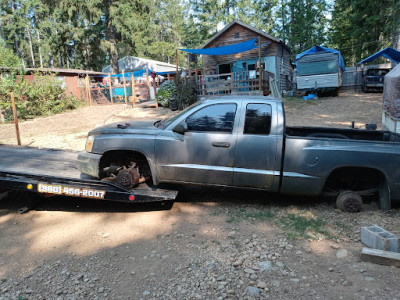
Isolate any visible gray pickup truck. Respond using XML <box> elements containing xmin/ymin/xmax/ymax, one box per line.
<box><xmin>77</xmin><ymin>96</ymin><xmax>400</xmax><ymax>212</ymax></box>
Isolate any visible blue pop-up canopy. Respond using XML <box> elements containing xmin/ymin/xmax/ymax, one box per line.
<box><xmin>357</xmin><ymin>47</ymin><xmax>400</xmax><ymax>65</ymax></box>
<box><xmin>295</xmin><ymin>46</ymin><xmax>346</xmax><ymax>71</ymax></box>
<box><xmin>180</xmin><ymin>38</ymin><xmax>268</xmax><ymax>55</ymax></box>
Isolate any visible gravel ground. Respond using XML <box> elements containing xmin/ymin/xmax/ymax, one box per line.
<box><xmin>0</xmin><ymin>92</ymin><xmax>399</xmax><ymax>300</ymax></box>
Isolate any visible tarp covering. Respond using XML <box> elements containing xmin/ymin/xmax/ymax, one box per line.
<box><xmin>110</xmin><ymin>69</ymin><xmax>153</xmax><ymax>78</ymax></box>
<box><xmin>357</xmin><ymin>47</ymin><xmax>400</xmax><ymax>65</ymax></box>
<box><xmin>179</xmin><ymin>38</ymin><xmax>268</xmax><ymax>55</ymax></box>
<box><xmin>91</xmin><ymin>69</ymin><xmax>176</xmax><ymax>78</ymax></box>
<box><xmin>295</xmin><ymin>45</ymin><xmax>346</xmax><ymax>71</ymax></box>
<box><xmin>383</xmin><ymin>63</ymin><xmax>400</xmax><ymax>118</ymax></box>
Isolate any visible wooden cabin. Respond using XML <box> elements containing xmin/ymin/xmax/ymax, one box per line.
<box><xmin>201</xmin><ymin>20</ymin><xmax>291</xmax><ymax>94</ymax></box>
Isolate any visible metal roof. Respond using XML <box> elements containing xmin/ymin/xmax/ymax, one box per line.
<box><xmin>0</xmin><ymin>67</ymin><xmax>105</xmax><ymax>76</ymax></box>
<box><xmin>201</xmin><ymin>20</ymin><xmax>290</xmax><ymax>52</ymax></box>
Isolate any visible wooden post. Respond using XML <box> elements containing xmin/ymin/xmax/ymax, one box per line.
<box><xmin>85</xmin><ymin>75</ymin><xmax>90</xmax><ymax>104</ymax></box>
<box><xmin>258</xmin><ymin>36</ymin><xmax>262</xmax><ymax>92</ymax></box>
<box><xmin>132</xmin><ymin>72</ymin><xmax>136</xmax><ymax>106</ymax></box>
<box><xmin>156</xmin><ymin>75</ymin><xmax>160</xmax><ymax>87</ymax></box>
<box><xmin>75</xmin><ymin>76</ymin><xmax>80</xmax><ymax>99</ymax></box>
<box><xmin>187</xmin><ymin>53</ymin><xmax>191</xmax><ymax>77</ymax></box>
<box><xmin>167</xmin><ymin>73</ymin><xmax>170</xmax><ymax>81</ymax></box>
<box><xmin>108</xmin><ymin>73</ymin><xmax>113</xmax><ymax>104</ymax></box>
<box><xmin>195</xmin><ymin>61</ymin><xmax>199</xmax><ymax>93</ymax></box>
<box><xmin>86</xmin><ymin>75</ymin><xmax>93</xmax><ymax>105</ymax></box>
<box><xmin>11</xmin><ymin>92</ymin><xmax>21</xmax><ymax>146</ymax></box>
<box><xmin>153</xmin><ymin>77</ymin><xmax>158</xmax><ymax>108</ymax></box>
<box><xmin>146</xmin><ymin>68</ymin><xmax>150</xmax><ymax>101</ymax></box>
<box><xmin>176</xmin><ymin>49</ymin><xmax>179</xmax><ymax>74</ymax></box>
<box><xmin>231</xmin><ymin>72</ymin><xmax>234</xmax><ymax>94</ymax></box>
<box><xmin>122</xmin><ymin>70</ymin><xmax>128</xmax><ymax>104</ymax></box>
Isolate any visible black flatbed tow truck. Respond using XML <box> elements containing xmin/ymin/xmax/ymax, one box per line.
<box><xmin>0</xmin><ymin>145</ymin><xmax>178</xmax><ymax>211</ymax></box>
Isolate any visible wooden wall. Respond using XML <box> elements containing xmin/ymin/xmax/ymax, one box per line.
<box><xmin>202</xmin><ymin>23</ymin><xmax>285</xmax><ymax>75</ymax></box>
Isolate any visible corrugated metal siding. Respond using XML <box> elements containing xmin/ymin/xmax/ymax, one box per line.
<box><xmin>297</xmin><ymin>52</ymin><xmax>338</xmax><ymax>63</ymax></box>
<box><xmin>297</xmin><ymin>73</ymin><xmax>339</xmax><ymax>89</ymax></box>
<box><xmin>342</xmin><ymin>69</ymin><xmax>362</xmax><ymax>87</ymax></box>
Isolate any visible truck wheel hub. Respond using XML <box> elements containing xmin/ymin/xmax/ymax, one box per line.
<box><xmin>116</xmin><ymin>168</ymin><xmax>140</xmax><ymax>189</ymax></box>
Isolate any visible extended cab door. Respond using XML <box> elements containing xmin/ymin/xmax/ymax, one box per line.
<box><xmin>233</xmin><ymin>103</ymin><xmax>281</xmax><ymax>190</ymax></box>
<box><xmin>155</xmin><ymin>103</ymin><xmax>239</xmax><ymax>185</ymax></box>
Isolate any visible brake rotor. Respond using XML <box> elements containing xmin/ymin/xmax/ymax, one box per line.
<box><xmin>115</xmin><ymin>167</ymin><xmax>140</xmax><ymax>189</ymax></box>
<box><xmin>336</xmin><ymin>191</ymin><xmax>362</xmax><ymax>213</ymax></box>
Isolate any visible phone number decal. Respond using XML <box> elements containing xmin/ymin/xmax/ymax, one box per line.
<box><xmin>37</xmin><ymin>183</ymin><xmax>106</xmax><ymax>199</ymax></box>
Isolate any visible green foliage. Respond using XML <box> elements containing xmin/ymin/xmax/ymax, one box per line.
<box><xmin>174</xmin><ymin>74</ymin><xmax>198</xmax><ymax>109</ymax></box>
<box><xmin>156</xmin><ymin>81</ymin><xmax>177</xmax><ymax>108</ymax></box>
<box><xmin>0</xmin><ymin>39</ymin><xmax>22</xmax><ymax>68</ymax></box>
<box><xmin>0</xmin><ymin>73</ymin><xmax>82</xmax><ymax>121</ymax></box>
<box><xmin>279</xmin><ymin>213</ymin><xmax>334</xmax><ymax>239</ymax></box>
<box><xmin>225</xmin><ymin>207</ymin><xmax>275</xmax><ymax>223</ymax></box>
<box><xmin>330</xmin><ymin>0</ymin><xmax>400</xmax><ymax>65</ymax></box>
<box><xmin>275</xmin><ymin>0</ymin><xmax>329</xmax><ymax>59</ymax></box>
<box><xmin>0</xmin><ymin>0</ymin><xmax>397</xmax><ymax>71</ymax></box>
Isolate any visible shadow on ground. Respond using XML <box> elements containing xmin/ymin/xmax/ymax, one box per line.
<box><xmin>1</xmin><ymin>185</ymin><xmax>398</xmax><ymax>215</ymax></box>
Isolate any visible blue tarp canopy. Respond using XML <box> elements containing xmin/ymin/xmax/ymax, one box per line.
<box><xmin>357</xmin><ymin>47</ymin><xmax>400</xmax><ymax>65</ymax></box>
<box><xmin>91</xmin><ymin>69</ymin><xmax>176</xmax><ymax>78</ymax></box>
<box><xmin>110</xmin><ymin>69</ymin><xmax>153</xmax><ymax>78</ymax></box>
<box><xmin>180</xmin><ymin>38</ymin><xmax>268</xmax><ymax>55</ymax></box>
<box><xmin>295</xmin><ymin>45</ymin><xmax>346</xmax><ymax>71</ymax></box>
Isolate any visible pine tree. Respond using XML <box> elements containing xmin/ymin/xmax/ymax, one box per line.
<box><xmin>330</xmin><ymin>0</ymin><xmax>400</xmax><ymax>65</ymax></box>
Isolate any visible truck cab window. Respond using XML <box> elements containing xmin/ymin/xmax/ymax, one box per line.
<box><xmin>186</xmin><ymin>104</ymin><xmax>237</xmax><ymax>133</ymax></box>
<box><xmin>244</xmin><ymin>104</ymin><xmax>272</xmax><ymax>135</ymax></box>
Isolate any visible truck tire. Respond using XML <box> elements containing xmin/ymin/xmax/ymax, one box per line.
<box><xmin>336</xmin><ymin>191</ymin><xmax>362</xmax><ymax>213</ymax></box>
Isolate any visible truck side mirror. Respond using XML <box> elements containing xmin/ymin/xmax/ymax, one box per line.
<box><xmin>172</xmin><ymin>123</ymin><xmax>187</xmax><ymax>135</ymax></box>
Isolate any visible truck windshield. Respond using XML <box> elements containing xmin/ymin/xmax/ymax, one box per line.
<box><xmin>155</xmin><ymin>101</ymin><xmax>203</xmax><ymax>129</ymax></box>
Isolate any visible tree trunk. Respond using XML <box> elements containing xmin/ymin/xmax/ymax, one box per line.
<box><xmin>37</xmin><ymin>30</ymin><xmax>43</xmax><ymax>68</ymax></box>
<box><xmin>105</xmin><ymin>0</ymin><xmax>119</xmax><ymax>74</ymax></box>
<box><xmin>49</xmin><ymin>52</ymin><xmax>54</xmax><ymax>68</ymax></box>
<box><xmin>58</xmin><ymin>51</ymin><xmax>63</xmax><ymax>68</ymax></box>
<box><xmin>11</xmin><ymin>2</ymin><xmax>22</xmax><ymax>60</ymax></box>
<box><xmin>0</xmin><ymin>18</ymin><xmax>4</xmax><ymax>40</ymax></box>
<box><xmin>26</xmin><ymin>27</ymin><xmax>35</xmax><ymax>68</ymax></box>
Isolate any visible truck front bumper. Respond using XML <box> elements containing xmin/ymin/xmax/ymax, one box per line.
<box><xmin>76</xmin><ymin>151</ymin><xmax>102</xmax><ymax>178</ymax></box>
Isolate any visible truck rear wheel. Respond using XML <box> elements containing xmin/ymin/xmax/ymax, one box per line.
<box><xmin>336</xmin><ymin>191</ymin><xmax>362</xmax><ymax>213</ymax></box>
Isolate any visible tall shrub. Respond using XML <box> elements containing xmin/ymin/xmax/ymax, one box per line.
<box><xmin>0</xmin><ymin>73</ymin><xmax>82</xmax><ymax>122</ymax></box>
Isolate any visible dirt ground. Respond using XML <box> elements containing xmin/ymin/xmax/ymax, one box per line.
<box><xmin>0</xmin><ymin>92</ymin><xmax>399</xmax><ymax>300</ymax></box>
<box><xmin>0</xmin><ymin>91</ymin><xmax>383</xmax><ymax>150</ymax></box>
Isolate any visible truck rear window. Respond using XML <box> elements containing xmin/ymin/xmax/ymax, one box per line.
<box><xmin>244</xmin><ymin>104</ymin><xmax>272</xmax><ymax>135</ymax></box>
<box><xmin>366</xmin><ymin>69</ymin><xmax>390</xmax><ymax>76</ymax></box>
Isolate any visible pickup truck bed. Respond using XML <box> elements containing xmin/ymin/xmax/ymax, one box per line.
<box><xmin>0</xmin><ymin>145</ymin><xmax>178</xmax><ymax>203</ymax></box>
<box><xmin>286</xmin><ymin>126</ymin><xmax>400</xmax><ymax>142</ymax></box>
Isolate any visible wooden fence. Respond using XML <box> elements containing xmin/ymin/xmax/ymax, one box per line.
<box><xmin>82</xmin><ymin>72</ymin><xmax>161</xmax><ymax>107</ymax></box>
<box><xmin>197</xmin><ymin>71</ymin><xmax>271</xmax><ymax>96</ymax></box>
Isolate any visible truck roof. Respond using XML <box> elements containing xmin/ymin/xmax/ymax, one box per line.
<box><xmin>198</xmin><ymin>95</ymin><xmax>283</xmax><ymax>104</ymax></box>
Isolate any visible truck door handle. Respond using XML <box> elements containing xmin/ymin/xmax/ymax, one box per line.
<box><xmin>212</xmin><ymin>142</ymin><xmax>230</xmax><ymax>148</ymax></box>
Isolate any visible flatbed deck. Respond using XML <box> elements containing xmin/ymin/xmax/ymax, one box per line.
<box><xmin>0</xmin><ymin>145</ymin><xmax>178</xmax><ymax>203</ymax></box>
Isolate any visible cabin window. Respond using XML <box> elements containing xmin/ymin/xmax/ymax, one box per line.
<box><xmin>235</xmin><ymin>32</ymin><xmax>240</xmax><ymax>38</ymax></box>
<box><xmin>247</xmin><ymin>63</ymin><xmax>265</xmax><ymax>79</ymax></box>
<box><xmin>218</xmin><ymin>63</ymin><xmax>231</xmax><ymax>74</ymax></box>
